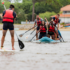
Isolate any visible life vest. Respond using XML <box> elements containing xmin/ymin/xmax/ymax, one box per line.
<box><xmin>2</xmin><ymin>9</ymin><xmax>14</xmax><ymax>23</ymax></box>
<box><xmin>48</xmin><ymin>25</ymin><xmax>55</xmax><ymax>32</ymax></box>
<box><xmin>40</xmin><ymin>26</ymin><xmax>46</xmax><ymax>33</ymax></box>
<box><xmin>54</xmin><ymin>17</ymin><xmax>59</xmax><ymax>24</ymax></box>
<box><xmin>37</xmin><ymin>18</ymin><xmax>42</xmax><ymax>26</ymax></box>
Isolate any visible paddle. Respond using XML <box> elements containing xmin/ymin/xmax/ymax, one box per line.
<box><xmin>19</xmin><ymin>26</ymin><xmax>36</xmax><ymax>37</ymax></box>
<box><xmin>2</xmin><ymin>2</ymin><xmax>6</xmax><ymax>10</ymax></box>
<box><xmin>24</xmin><ymin>28</ymin><xmax>36</xmax><ymax>41</ymax></box>
<box><xmin>15</xmin><ymin>30</ymin><xmax>25</xmax><ymax>49</ymax></box>
<box><xmin>2</xmin><ymin>3</ymin><xmax>25</xmax><ymax>49</ymax></box>
<box><xmin>30</xmin><ymin>25</ymin><xmax>47</xmax><ymax>41</ymax></box>
<box><xmin>58</xmin><ymin>30</ymin><xmax>64</xmax><ymax>42</ymax></box>
<box><xmin>29</xmin><ymin>33</ymin><xmax>36</xmax><ymax>41</ymax></box>
<box><xmin>30</xmin><ymin>28</ymin><xmax>36</xmax><ymax>34</ymax></box>
<box><xmin>29</xmin><ymin>28</ymin><xmax>40</xmax><ymax>41</ymax></box>
<box><xmin>58</xmin><ymin>35</ymin><xmax>62</xmax><ymax>42</ymax></box>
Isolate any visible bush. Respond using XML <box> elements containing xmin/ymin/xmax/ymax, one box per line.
<box><xmin>17</xmin><ymin>9</ymin><xmax>27</xmax><ymax>23</ymax></box>
<box><xmin>39</xmin><ymin>11</ymin><xmax>56</xmax><ymax>21</ymax></box>
<box><xmin>60</xmin><ymin>22</ymin><xmax>66</xmax><ymax>27</ymax></box>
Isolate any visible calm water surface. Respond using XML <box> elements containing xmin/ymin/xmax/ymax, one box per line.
<box><xmin>0</xmin><ymin>30</ymin><xmax>70</xmax><ymax>70</ymax></box>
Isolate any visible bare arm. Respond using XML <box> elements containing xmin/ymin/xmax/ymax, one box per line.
<box><xmin>33</xmin><ymin>19</ymin><xmax>37</xmax><ymax>28</ymax></box>
<box><xmin>45</xmin><ymin>18</ymin><xmax>49</xmax><ymax>26</ymax></box>
<box><xmin>34</xmin><ymin>22</ymin><xmax>36</xmax><ymax>27</ymax></box>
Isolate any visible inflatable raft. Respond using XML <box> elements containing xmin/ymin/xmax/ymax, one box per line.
<box><xmin>33</xmin><ymin>37</ymin><xmax>60</xmax><ymax>43</ymax></box>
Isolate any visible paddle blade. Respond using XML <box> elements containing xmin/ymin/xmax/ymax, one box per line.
<box><xmin>18</xmin><ymin>39</ymin><xmax>25</xmax><ymax>49</ymax></box>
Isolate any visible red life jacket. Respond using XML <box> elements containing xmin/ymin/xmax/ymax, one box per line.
<box><xmin>37</xmin><ymin>18</ymin><xmax>42</xmax><ymax>26</ymax></box>
<box><xmin>48</xmin><ymin>25</ymin><xmax>55</xmax><ymax>32</ymax></box>
<box><xmin>40</xmin><ymin>26</ymin><xmax>46</xmax><ymax>33</ymax></box>
<box><xmin>3</xmin><ymin>9</ymin><xmax>14</xmax><ymax>23</ymax></box>
<box><xmin>54</xmin><ymin>17</ymin><xmax>59</xmax><ymax>24</ymax></box>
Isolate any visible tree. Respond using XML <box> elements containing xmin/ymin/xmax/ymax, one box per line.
<box><xmin>32</xmin><ymin>0</ymin><xmax>57</xmax><ymax>21</ymax></box>
<box><xmin>32</xmin><ymin>0</ymin><xmax>46</xmax><ymax>21</ymax></box>
<box><xmin>0</xmin><ymin>0</ymin><xmax>4</xmax><ymax>13</ymax></box>
<box><xmin>17</xmin><ymin>9</ymin><xmax>27</xmax><ymax>23</ymax></box>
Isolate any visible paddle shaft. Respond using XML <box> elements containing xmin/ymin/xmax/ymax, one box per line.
<box><xmin>3</xmin><ymin>4</ymin><xmax>6</xmax><ymax>10</ymax></box>
<box><xmin>19</xmin><ymin>26</ymin><xmax>36</xmax><ymax>36</ymax></box>
<box><xmin>30</xmin><ymin>34</ymin><xmax>36</xmax><ymax>41</ymax></box>
<box><xmin>58</xmin><ymin>30</ymin><xmax>64</xmax><ymax>42</ymax></box>
<box><xmin>30</xmin><ymin>28</ymin><xmax>36</xmax><ymax>34</ymax></box>
<box><xmin>30</xmin><ymin>26</ymin><xmax>44</xmax><ymax>41</ymax></box>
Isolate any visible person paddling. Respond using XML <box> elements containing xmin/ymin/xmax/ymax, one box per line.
<box><xmin>52</xmin><ymin>14</ymin><xmax>60</xmax><ymax>28</ymax></box>
<box><xmin>33</xmin><ymin>15</ymin><xmax>43</xmax><ymax>40</ymax></box>
<box><xmin>1</xmin><ymin>5</ymin><xmax>16</xmax><ymax>50</ymax></box>
<box><xmin>47</xmin><ymin>21</ymin><xmax>56</xmax><ymax>40</ymax></box>
<box><xmin>52</xmin><ymin>14</ymin><xmax>60</xmax><ymax>39</ymax></box>
<box><xmin>38</xmin><ymin>21</ymin><xmax>47</xmax><ymax>39</ymax></box>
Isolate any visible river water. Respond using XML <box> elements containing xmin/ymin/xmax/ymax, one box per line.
<box><xmin>0</xmin><ymin>30</ymin><xmax>70</xmax><ymax>70</ymax></box>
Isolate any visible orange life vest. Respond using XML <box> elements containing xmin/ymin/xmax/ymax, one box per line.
<box><xmin>37</xmin><ymin>18</ymin><xmax>42</xmax><ymax>26</ymax></box>
<box><xmin>3</xmin><ymin>9</ymin><xmax>14</xmax><ymax>23</ymax></box>
<box><xmin>54</xmin><ymin>17</ymin><xmax>59</xmax><ymax>24</ymax></box>
<box><xmin>48</xmin><ymin>25</ymin><xmax>55</xmax><ymax>32</ymax></box>
<box><xmin>40</xmin><ymin>26</ymin><xmax>46</xmax><ymax>33</ymax></box>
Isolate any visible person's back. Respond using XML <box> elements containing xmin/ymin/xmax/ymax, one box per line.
<box><xmin>1</xmin><ymin>5</ymin><xmax>16</xmax><ymax>50</ymax></box>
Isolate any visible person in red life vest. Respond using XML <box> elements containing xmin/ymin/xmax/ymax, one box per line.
<box><xmin>33</xmin><ymin>15</ymin><xmax>43</xmax><ymax>40</ymax></box>
<box><xmin>47</xmin><ymin>21</ymin><xmax>56</xmax><ymax>40</ymax></box>
<box><xmin>52</xmin><ymin>14</ymin><xmax>60</xmax><ymax>39</ymax></box>
<box><xmin>38</xmin><ymin>21</ymin><xmax>47</xmax><ymax>39</ymax></box>
<box><xmin>1</xmin><ymin>5</ymin><xmax>16</xmax><ymax>50</ymax></box>
<box><xmin>52</xmin><ymin>14</ymin><xmax>60</xmax><ymax>28</ymax></box>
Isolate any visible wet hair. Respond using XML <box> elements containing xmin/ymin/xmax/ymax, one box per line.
<box><xmin>57</xmin><ymin>14</ymin><xmax>60</xmax><ymax>16</ymax></box>
<box><xmin>48</xmin><ymin>21</ymin><xmax>54</xmax><ymax>28</ymax></box>
<box><xmin>9</xmin><ymin>5</ymin><xmax>15</xmax><ymax>9</ymax></box>
<box><xmin>41</xmin><ymin>20</ymin><xmax>46</xmax><ymax>26</ymax></box>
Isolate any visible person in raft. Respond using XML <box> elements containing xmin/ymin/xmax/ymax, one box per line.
<box><xmin>1</xmin><ymin>5</ymin><xmax>16</xmax><ymax>50</ymax></box>
<box><xmin>47</xmin><ymin>21</ymin><xmax>56</xmax><ymax>40</ymax></box>
<box><xmin>52</xmin><ymin>14</ymin><xmax>60</xmax><ymax>39</ymax></box>
<box><xmin>38</xmin><ymin>20</ymin><xmax>47</xmax><ymax>39</ymax></box>
<box><xmin>33</xmin><ymin>15</ymin><xmax>43</xmax><ymax>40</ymax></box>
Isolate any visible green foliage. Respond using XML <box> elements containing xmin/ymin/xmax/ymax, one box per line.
<box><xmin>27</xmin><ymin>13</ymin><xmax>32</xmax><ymax>21</ymax></box>
<box><xmin>60</xmin><ymin>22</ymin><xmax>66</xmax><ymax>27</ymax></box>
<box><xmin>17</xmin><ymin>9</ymin><xmax>27</xmax><ymax>23</ymax></box>
<box><xmin>22</xmin><ymin>2</ymin><xmax>32</xmax><ymax>14</ymax></box>
<box><xmin>1</xmin><ymin>0</ymin><xmax>70</xmax><ymax>23</ymax></box>
<box><xmin>0</xmin><ymin>0</ymin><xmax>4</xmax><ymax>13</ymax></box>
<box><xmin>35</xmin><ymin>2</ymin><xmax>46</xmax><ymax>14</ymax></box>
<box><xmin>4</xmin><ymin>1</ymin><xmax>11</xmax><ymax>9</ymax></box>
<box><xmin>39</xmin><ymin>11</ymin><xmax>56</xmax><ymax>21</ymax></box>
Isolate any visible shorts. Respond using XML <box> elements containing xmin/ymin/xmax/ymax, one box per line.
<box><xmin>3</xmin><ymin>22</ymin><xmax>14</xmax><ymax>30</ymax></box>
<box><xmin>48</xmin><ymin>32</ymin><xmax>54</xmax><ymax>35</ymax></box>
<box><xmin>39</xmin><ymin>32</ymin><xmax>46</xmax><ymax>39</ymax></box>
<box><xmin>37</xmin><ymin>26</ymin><xmax>40</xmax><ymax>30</ymax></box>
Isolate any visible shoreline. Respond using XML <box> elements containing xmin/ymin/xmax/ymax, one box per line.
<box><xmin>0</xmin><ymin>24</ymin><xmax>70</xmax><ymax>31</ymax></box>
